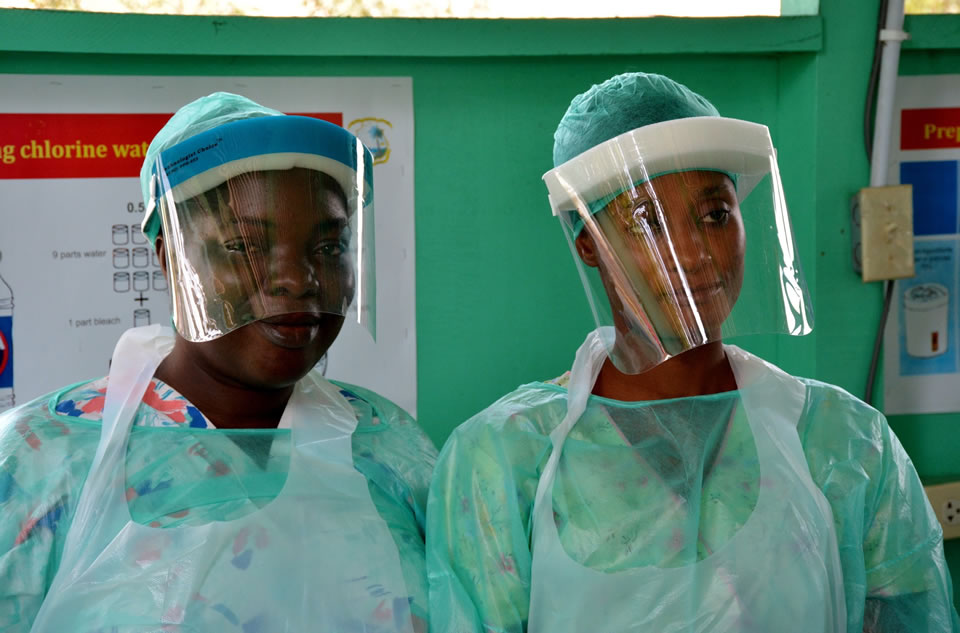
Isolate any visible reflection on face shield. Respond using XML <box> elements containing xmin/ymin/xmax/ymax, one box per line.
<box><xmin>545</xmin><ymin>115</ymin><xmax>812</xmax><ymax>375</ymax></box>
<box><xmin>589</xmin><ymin>170</ymin><xmax>746</xmax><ymax>349</ymax></box>
<box><xmin>147</xmin><ymin>112</ymin><xmax>375</xmax><ymax>343</ymax></box>
<box><xmin>173</xmin><ymin>168</ymin><xmax>354</xmax><ymax>333</ymax></box>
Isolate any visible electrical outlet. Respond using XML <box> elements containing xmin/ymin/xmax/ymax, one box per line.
<box><xmin>856</xmin><ymin>185</ymin><xmax>916</xmax><ymax>282</ymax></box>
<box><xmin>924</xmin><ymin>482</ymin><xmax>960</xmax><ymax>540</ymax></box>
<box><xmin>942</xmin><ymin>499</ymin><xmax>960</xmax><ymax>525</ymax></box>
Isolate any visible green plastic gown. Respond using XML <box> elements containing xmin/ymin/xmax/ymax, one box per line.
<box><xmin>0</xmin><ymin>378</ymin><xmax>437</xmax><ymax>632</ymax></box>
<box><xmin>427</xmin><ymin>362</ymin><xmax>960</xmax><ymax>632</ymax></box>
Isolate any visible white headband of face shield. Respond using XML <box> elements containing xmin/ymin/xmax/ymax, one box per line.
<box><xmin>542</xmin><ymin>116</ymin><xmax>774</xmax><ymax>219</ymax></box>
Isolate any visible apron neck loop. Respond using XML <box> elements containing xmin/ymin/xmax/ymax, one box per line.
<box><xmin>96</xmin><ymin>325</ymin><xmax>173</xmax><ymax>465</ymax></box>
<box><xmin>550</xmin><ymin>329</ymin><xmax>609</xmax><ymax>447</ymax></box>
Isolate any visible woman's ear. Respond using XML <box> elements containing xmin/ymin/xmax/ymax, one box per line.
<box><xmin>575</xmin><ymin>230</ymin><xmax>600</xmax><ymax>268</ymax></box>
<box><xmin>155</xmin><ymin>235</ymin><xmax>168</xmax><ymax>279</ymax></box>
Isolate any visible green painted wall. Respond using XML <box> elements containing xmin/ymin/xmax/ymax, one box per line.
<box><xmin>2</xmin><ymin>3</ymin><xmax>960</xmax><ymax>602</ymax></box>
<box><xmin>0</xmin><ymin>10</ymin><xmax>823</xmax><ymax>445</ymax></box>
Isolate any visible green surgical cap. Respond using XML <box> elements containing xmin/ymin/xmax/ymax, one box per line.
<box><xmin>140</xmin><ymin>92</ymin><xmax>283</xmax><ymax>243</ymax></box>
<box><xmin>552</xmin><ymin>72</ymin><xmax>720</xmax><ymax>168</ymax></box>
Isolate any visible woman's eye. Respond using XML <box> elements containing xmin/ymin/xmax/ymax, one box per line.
<box><xmin>317</xmin><ymin>240</ymin><xmax>347</xmax><ymax>257</ymax></box>
<box><xmin>703</xmin><ymin>208</ymin><xmax>731</xmax><ymax>225</ymax></box>
<box><xmin>222</xmin><ymin>239</ymin><xmax>248</xmax><ymax>253</ymax></box>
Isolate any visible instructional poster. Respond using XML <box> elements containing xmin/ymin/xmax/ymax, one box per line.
<box><xmin>0</xmin><ymin>75</ymin><xmax>417</xmax><ymax>416</ymax></box>
<box><xmin>884</xmin><ymin>75</ymin><xmax>960</xmax><ymax>415</ymax></box>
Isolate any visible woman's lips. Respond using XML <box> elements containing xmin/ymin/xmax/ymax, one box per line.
<box><xmin>660</xmin><ymin>283</ymin><xmax>724</xmax><ymax>307</ymax></box>
<box><xmin>256</xmin><ymin>313</ymin><xmax>323</xmax><ymax>349</ymax></box>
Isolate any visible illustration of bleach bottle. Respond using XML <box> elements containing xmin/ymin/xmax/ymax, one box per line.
<box><xmin>0</xmin><ymin>250</ymin><xmax>13</xmax><ymax>412</ymax></box>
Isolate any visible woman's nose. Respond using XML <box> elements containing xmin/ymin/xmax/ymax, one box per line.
<box><xmin>662</xmin><ymin>221</ymin><xmax>713</xmax><ymax>274</ymax></box>
<box><xmin>268</xmin><ymin>248</ymin><xmax>320</xmax><ymax>298</ymax></box>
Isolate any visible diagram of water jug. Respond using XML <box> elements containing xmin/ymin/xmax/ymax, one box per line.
<box><xmin>904</xmin><ymin>283</ymin><xmax>950</xmax><ymax>358</ymax></box>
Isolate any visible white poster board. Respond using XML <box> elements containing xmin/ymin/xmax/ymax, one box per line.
<box><xmin>884</xmin><ymin>74</ymin><xmax>960</xmax><ymax>415</ymax></box>
<box><xmin>0</xmin><ymin>74</ymin><xmax>417</xmax><ymax>416</ymax></box>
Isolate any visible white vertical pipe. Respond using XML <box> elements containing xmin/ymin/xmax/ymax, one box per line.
<box><xmin>870</xmin><ymin>0</ymin><xmax>907</xmax><ymax>187</ymax></box>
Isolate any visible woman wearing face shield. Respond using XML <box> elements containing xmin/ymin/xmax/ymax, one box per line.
<box><xmin>0</xmin><ymin>93</ymin><xmax>437</xmax><ymax>632</ymax></box>
<box><xmin>426</xmin><ymin>73</ymin><xmax>959</xmax><ymax>633</ymax></box>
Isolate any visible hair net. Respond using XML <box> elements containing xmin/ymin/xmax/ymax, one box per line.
<box><xmin>552</xmin><ymin>72</ymin><xmax>720</xmax><ymax>168</ymax></box>
<box><xmin>139</xmin><ymin>92</ymin><xmax>284</xmax><ymax>243</ymax></box>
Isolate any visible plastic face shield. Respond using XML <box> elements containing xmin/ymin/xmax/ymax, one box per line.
<box><xmin>543</xmin><ymin>117</ymin><xmax>812</xmax><ymax>374</ymax></box>
<box><xmin>147</xmin><ymin>116</ymin><xmax>375</xmax><ymax>343</ymax></box>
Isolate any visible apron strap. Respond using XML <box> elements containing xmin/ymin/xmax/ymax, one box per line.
<box><xmin>549</xmin><ymin>329</ymin><xmax>608</xmax><ymax>446</ymax></box>
<box><xmin>724</xmin><ymin>344</ymin><xmax>808</xmax><ymax>430</ymax></box>
<box><xmin>59</xmin><ymin>325</ymin><xmax>173</xmax><ymax>568</ymax></box>
<box><xmin>95</xmin><ymin>325</ymin><xmax>172</xmax><ymax>466</ymax></box>
<box><xmin>286</xmin><ymin>370</ymin><xmax>362</xmax><ymax>467</ymax></box>
<box><xmin>534</xmin><ymin>329</ymin><xmax>609</xmax><ymax>513</ymax></box>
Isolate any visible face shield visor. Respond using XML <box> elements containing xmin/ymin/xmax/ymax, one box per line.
<box><xmin>143</xmin><ymin>116</ymin><xmax>375</xmax><ymax>343</ymax></box>
<box><xmin>543</xmin><ymin>117</ymin><xmax>812</xmax><ymax>374</ymax></box>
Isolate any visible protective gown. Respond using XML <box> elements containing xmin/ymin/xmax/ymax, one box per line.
<box><xmin>0</xmin><ymin>369</ymin><xmax>436</xmax><ymax>631</ymax></box>
<box><xmin>426</xmin><ymin>343</ymin><xmax>959</xmax><ymax>633</ymax></box>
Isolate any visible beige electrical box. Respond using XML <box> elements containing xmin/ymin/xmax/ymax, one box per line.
<box><xmin>857</xmin><ymin>185</ymin><xmax>915</xmax><ymax>282</ymax></box>
<box><xmin>924</xmin><ymin>481</ymin><xmax>960</xmax><ymax>541</ymax></box>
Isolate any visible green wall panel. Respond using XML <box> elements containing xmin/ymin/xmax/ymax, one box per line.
<box><xmin>3</xmin><ymin>5</ymin><xmax>960</xmax><ymax>607</ymax></box>
<box><xmin>0</xmin><ymin>42</ymin><xmax>804</xmax><ymax>444</ymax></box>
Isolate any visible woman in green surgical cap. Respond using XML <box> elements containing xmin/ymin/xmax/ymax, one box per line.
<box><xmin>426</xmin><ymin>72</ymin><xmax>959</xmax><ymax>632</ymax></box>
<box><xmin>0</xmin><ymin>93</ymin><xmax>436</xmax><ymax>632</ymax></box>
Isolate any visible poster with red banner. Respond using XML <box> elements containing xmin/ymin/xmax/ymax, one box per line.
<box><xmin>884</xmin><ymin>75</ymin><xmax>960</xmax><ymax>415</ymax></box>
<box><xmin>0</xmin><ymin>75</ymin><xmax>415</xmax><ymax>416</ymax></box>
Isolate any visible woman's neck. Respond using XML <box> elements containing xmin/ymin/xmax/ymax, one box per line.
<box><xmin>592</xmin><ymin>341</ymin><xmax>738</xmax><ymax>402</ymax></box>
<box><xmin>153</xmin><ymin>343</ymin><xmax>293</xmax><ymax>430</ymax></box>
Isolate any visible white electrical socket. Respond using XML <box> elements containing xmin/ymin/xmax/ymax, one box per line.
<box><xmin>924</xmin><ymin>482</ymin><xmax>960</xmax><ymax>539</ymax></box>
<box><xmin>942</xmin><ymin>499</ymin><xmax>960</xmax><ymax>525</ymax></box>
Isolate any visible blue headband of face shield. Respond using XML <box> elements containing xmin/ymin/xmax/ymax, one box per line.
<box><xmin>142</xmin><ymin>115</ymin><xmax>374</xmax><ymax>243</ymax></box>
<box><xmin>571</xmin><ymin>168</ymin><xmax>739</xmax><ymax>236</ymax></box>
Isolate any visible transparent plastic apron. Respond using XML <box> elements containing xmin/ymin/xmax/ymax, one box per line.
<box><xmin>31</xmin><ymin>325</ymin><xmax>414</xmax><ymax>633</ymax></box>
<box><xmin>528</xmin><ymin>330</ymin><xmax>846</xmax><ymax>633</ymax></box>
